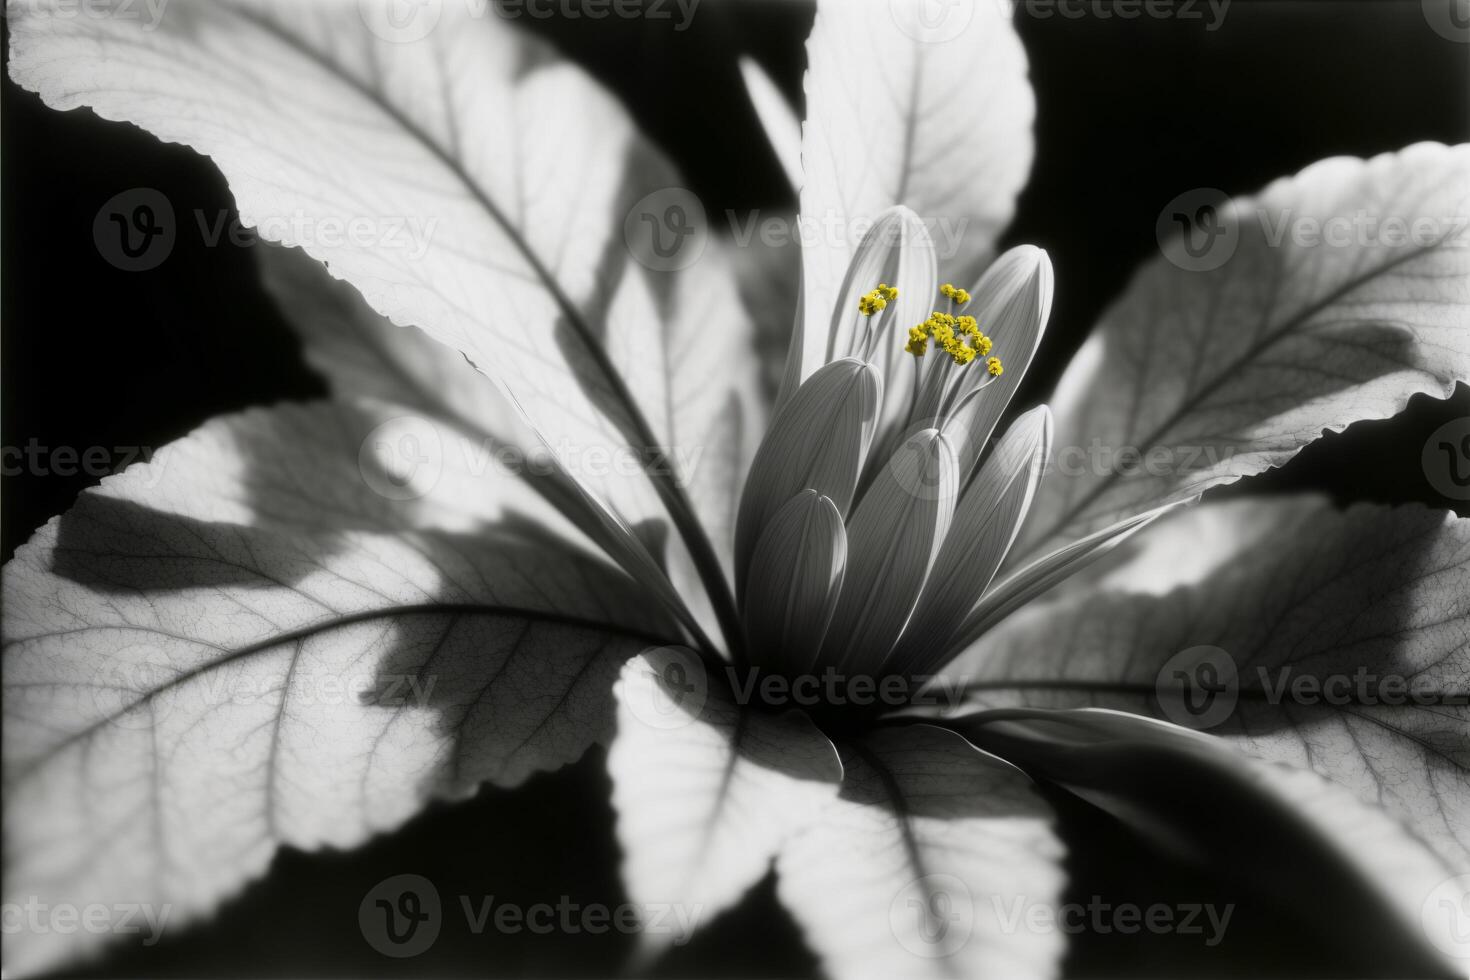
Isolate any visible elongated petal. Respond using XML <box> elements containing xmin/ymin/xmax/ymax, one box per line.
<box><xmin>952</xmin><ymin>246</ymin><xmax>1054</xmax><ymax>480</ymax></box>
<box><xmin>894</xmin><ymin>407</ymin><xmax>1050</xmax><ymax>677</ymax></box>
<box><xmin>739</xmin><ymin>56</ymin><xmax>802</xmax><ymax>193</ymax></box>
<box><xmin>820</xmin><ymin>429</ymin><xmax>959</xmax><ymax>677</ymax></box>
<box><xmin>825</xmin><ymin>206</ymin><xmax>938</xmax><ymax>366</ymax></box>
<box><xmin>735</xmin><ymin>357</ymin><xmax>882</xmax><ymax>598</ymax></box>
<box><xmin>744</xmin><ymin>492</ymin><xmax>848</xmax><ymax>672</ymax></box>
<box><xmin>944</xmin><ymin>500</ymin><xmax>1188</xmax><ymax>654</ymax></box>
<box><xmin>799</xmin><ymin>0</ymin><xmax>1035</xmax><ymax>385</ymax></box>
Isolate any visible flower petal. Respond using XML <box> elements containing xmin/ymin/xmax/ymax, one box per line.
<box><xmin>945</xmin><ymin>499</ymin><xmax>1188</xmax><ymax>653</ymax></box>
<box><xmin>950</xmin><ymin>246</ymin><xmax>1055</xmax><ymax>480</ymax></box>
<box><xmin>744</xmin><ymin>491</ymin><xmax>848</xmax><ymax>673</ymax></box>
<box><xmin>735</xmin><ymin>356</ymin><xmax>882</xmax><ymax>598</ymax></box>
<box><xmin>820</xmin><ymin>428</ymin><xmax>960</xmax><ymax>676</ymax></box>
<box><xmin>894</xmin><ymin>407</ymin><xmax>1050</xmax><ymax>678</ymax></box>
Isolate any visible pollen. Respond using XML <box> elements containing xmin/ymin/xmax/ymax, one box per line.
<box><xmin>987</xmin><ymin>356</ymin><xmax>1004</xmax><ymax>376</ymax></box>
<box><xmin>905</xmin><ymin>326</ymin><xmax>928</xmax><ymax>356</ymax></box>
<box><xmin>858</xmin><ymin>287</ymin><xmax>888</xmax><ymax>316</ymax></box>
<box><xmin>876</xmin><ymin>283</ymin><xmax>898</xmax><ymax>302</ymax></box>
<box><xmin>939</xmin><ymin>283</ymin><xmax>971</xmax><ymax>305</ymax></box>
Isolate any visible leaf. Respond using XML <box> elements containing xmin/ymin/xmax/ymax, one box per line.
<box><xmin>607</xmin><ymin>648</ymin><xmax>841</xmax><ymax>956</ymax></box>
<box><xmin>2</xmin><ymin>399</ymin><xmax>679</xmax><ymax>975</ymax></box>
<box><xmin>957</xmin><ymin>708</ymin><xmax>1462</xmax><ymax>977</ymax></box>
<box><xmin>774</xmin><ymin>724</ymin><xmax>1066</xmax><ymax>980</ymax></box>
<box><xmin>257</xmin><ymin>237</ymin><xmax>763</xmax><ymax>648</ymax></box>
<box><xmin>797</xmin><ymin>0</ymin><xmax>1035</xmax><ymax>382</ymax></box>
<box><xmin>740</xmin><ymin>55</ymin><xmax>802</xmax><ymax>193</ymax></box>
<box><xmin>1015</xmin><ymin>143</ymin><xmax>1470</xmax><ymax>563</ymax></box>
<box><xmin>7</xmin><ymin>0</ymin><xmax>741</xmax><ymax>636</ymax></box>
<box><xmin>947</xmin><ymin>496</ymin><xmax>1470</xmax><ymax>876</ymax></box>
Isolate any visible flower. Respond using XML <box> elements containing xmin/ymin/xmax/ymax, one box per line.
<box><xmin>3</xmin><ymin>1</ymin><xmax>1467</xmax><ymax>978</ymax></box>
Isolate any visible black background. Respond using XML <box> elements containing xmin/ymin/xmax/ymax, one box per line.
<box><xmin>4</xmin><ymin>0</ymin><xmax>1469</xmax><ymax>976</ymax></box>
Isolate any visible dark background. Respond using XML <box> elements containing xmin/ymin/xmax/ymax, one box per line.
<box><xmin>3</xmin><ymin>1</ymin><xmax>1468</xmax><ymax>976</ymax></box>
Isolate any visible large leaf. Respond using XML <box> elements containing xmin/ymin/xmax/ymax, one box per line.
<box><xmin>947</xmin><ymin>496</ymin><xmax>1470</xmax><ymax>877</ymax></box>
<box><xmin>2</xmin><ymin>400</ymin><xmax>679</xmax><ymax>975</ymax></box>
<box><xmin>958</xmin><ymin>708</ymin><xmax>1463</xmax><ymax>977</ymax></box>
<box><xmin>256</xmin><ymin>240</ymin><xmax>763</xmax><ymax>645</ymax></box>
<box><xmin>775</xmin><ymin>725</ymin><xmax>1065</xmax><ymax>980</ymax></box>
<box><xmin>607</xmin><ymin>648</ymin><xmax>841</xmax><ymax>955</ymax></box>
<box><xmin>796</xmin><ymin>0</ymin><xmax>1035</xmax><ymax>381</ymax></box>
<box><xmin>7</xmin><ymin>0</ymin><xmax>744</xmax><ymax>640</ymax></box>
<box><xmin>1016</xmin><ymin>143</ymin><xmax>1470</xmax><ymax>562</ymax></box>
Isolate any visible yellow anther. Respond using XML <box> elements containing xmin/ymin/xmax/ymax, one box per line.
<box><xmin>987</xmin><ymin>356</ymin><xmax>1004</xmax><ymax>377</ymax></box>
<box><xmin>940</xmin><ymin>283</ymin><xmax>956</xmax><ymax>299</ymax></box>
<box><xmin>877</xmin><ymin>283</ymin><xmax>898</xmax><ymax>302</ymax></box>
<box><xmin>955</xmin><ymin>315</ymin><xmax>979</xmax><ymax>337</ymax></box>
<box><xmin>858</xmin><ymin>290</ymin><xmax>887</xmax><ymax>316</ymax></box>
<box><xmin>952</xmin><ymin>287</ymin><xmax>971</xmax><ymax>305</ymax></box>
<box><xmin>905</xmin><ymin>326</ymin><xmax>929</xmax><ymax>357</ymax></box>
<box><xmin>972</xmin><ymin>333</ymin><xmax>993</xmax><ymax>356</ymax></box>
